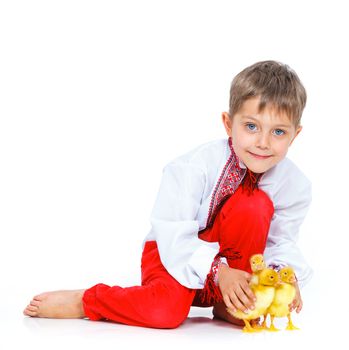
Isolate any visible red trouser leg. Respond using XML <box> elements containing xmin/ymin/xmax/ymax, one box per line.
<box><xmin>82</xmin><ymin>241</ymin><xmax>196</xmax><ymax>329</ymax></box>
<box><xmin>83</xmin><ymin>186</ymin><xmax>274</xmax><ymax>325</ymax></box>
<box><xmin>200</xmin><ymin>186</ymin><xmax>274</xmax><ymax>271</ymax></box>
<box><xmin>193</xmin><ymin>186</ymin><xmax>274</xmax><ymax>306</ymax></box>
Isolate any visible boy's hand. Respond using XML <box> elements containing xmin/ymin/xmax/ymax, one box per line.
<box><xmin>217</xmin><ymin>264</ymin><xmax>256</xmax><ymax>313</ymax></box>
<box><xmin>289</xmin><ymin>282</ymin><xmax>302</xmax><ymax>313</ymax></box>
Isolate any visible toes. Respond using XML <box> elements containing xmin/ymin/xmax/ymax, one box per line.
<box><xmin>23</xmin><ymin>306</ymin><xmax>38</xmax><ymax>317</ymax></box>
<box><xmin>24</xmin><ymin>310</ymin><xmax>38</xmax><ymax>317</ymax></box>
<box><xmin>30</xmin><ymin>300</ymin><xmax>40</xmax><ymax>307</ymax></box>
<box><xmin>27</xmin><ymin>305</ymin><xmax>39</xmax><ymax>312</ymax></box>
<box><xmin>33</xmin><ymin>293</ymin><xmax>48</xmax><ymax>301</ymax></box>
<box><xmin>23</xmin><ymin>297</ymin><xmax>41</xmax><ymax>317</ymax></box>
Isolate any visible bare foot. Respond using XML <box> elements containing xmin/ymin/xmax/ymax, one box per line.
<box><xmin>212</xmin><ymin>302</ymin><xmax>245</xmax><ymax>327</ymax></box>
<box><xmin>23</xmin><ymin>290</ymin><xmax>86</xmax><ymax>319</ymax></box>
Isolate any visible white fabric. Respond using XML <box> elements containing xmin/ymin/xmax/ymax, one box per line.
<box><xmin>143</xmin><ymin>138</ymin><xmax>313</xmax><ymax>289</ymax></box>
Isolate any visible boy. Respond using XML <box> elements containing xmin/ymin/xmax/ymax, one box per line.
<box><xmin>24</xmin><ymin>60</ymin><xmax>313</xmax><ymax>328</ymax></box>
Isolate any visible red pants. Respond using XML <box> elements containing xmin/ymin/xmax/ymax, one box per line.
<box><xmin>82</xmin><ymin>186</ymin><xmax>274</xmax><ymax>328</ymax></box>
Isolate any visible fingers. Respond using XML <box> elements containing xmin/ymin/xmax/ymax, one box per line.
<box><xmin>289</xmin><ymin>302</ymin><xmax>295</xmax><ymax>312</ymax></box>
<box><xmin>219</xmin><ymin>268</ymin><xmax>255</xmax><ymax>313</ymax></box>
<box><xmin>237</xmin><ymin>285</ymin><xmax>255</xmax><ymax>312</ymax></box>
<box><xmin>295</xmin><ymin>299</ymin><xmax>303</xmax><ymax>313</ymax></box>
<box><xmin>224</xmin><ymin>285</ymin><xmax>255</xmax><ymax>313</ymax></box>
<box><xmin>289</xmin><ymin>299</ymin><xmax>303</xmax><ymax>313</ymax></box>
<box><xmin>223</xmin><ymin>295</ymin><xmax>235</xmax><ymax>311</ymax></box>
<box><xmin>243</xmin><ymin>271</ymin><xmax>252</xmax><ymax>283</ymax></box>
<box><xmin>231</xmin><ymin>290</ymin><xmax>249</xmax><ymax>313</ymax></box>
<box><xmin>241</xmin><ymin>280</ymin><xmax>256</xmax><ymax>303</ymax></box>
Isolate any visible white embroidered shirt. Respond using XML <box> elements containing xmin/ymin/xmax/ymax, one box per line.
<box><xmin>143</xmin><ymin>138</ymin><xmax>313</xmax><ymax>289</ymax></box>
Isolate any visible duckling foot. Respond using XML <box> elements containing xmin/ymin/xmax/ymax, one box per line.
<box><xmin>251</xmin><ymin>324</ymin><xmax>264</xmax><ymax>331</ymax></box>
<box><xmin>286</xmin><ymin>315</ymin><xmax>299</xmax><ymax>330</ymax></box>
<box><xmin>242</xmin><ymin>320</ymin><xmax>261</xmax><ymax>333</ymax></box>
<box><xmin>286</xmin><ymin>322</ymin><xmax>299</xmax><ymax>331</ymax></box>
<box><xmin>250</xmin><ymin>318</ymin><xmax>263</xmax><ymax>331</ymax></box>
<box><xmin>267</xmin><ymin>324</ymin><xmax>280</xmax><ymax>332</ymax></box>
<box><xmin>260</xmin><ymin>317</ymin><xmax>268</xmax><ymax>330</ymax></box>
<box><xmin>243</xmin><ymin>326</ymin><xmax>261</xmax><ymax>333</ymax></box>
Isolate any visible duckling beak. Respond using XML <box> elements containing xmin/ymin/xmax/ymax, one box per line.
<box><xmin>274</xmin><ymin>281</ymin><xmax>282</xmax><ymax>287</ymax></box>
<box><xmin>289</xmin><ymin>275</ymin><xmax>296</xmax><ymax>283</ymax></box>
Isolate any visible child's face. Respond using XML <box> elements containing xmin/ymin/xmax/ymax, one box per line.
<box><xmin>222</xmin><ymin>97</ymin><xmax>302</xmax><ymax>174</ymax></box>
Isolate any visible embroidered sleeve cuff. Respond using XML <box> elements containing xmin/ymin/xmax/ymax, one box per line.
<box><xmin>213</xmin><ymin>257</ymin><xmax>228</xmax><ymax>285</ymax></box>
<box><xmin>199</xmin><ymin>254</ymin><xmax>226</xmax><ymax>305</ymax></box>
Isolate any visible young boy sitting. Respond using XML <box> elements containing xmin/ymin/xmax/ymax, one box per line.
<box><xmin>24</xmin><ymin>60</ymin><xmax>312</xmax><ymax>329</ymax></box>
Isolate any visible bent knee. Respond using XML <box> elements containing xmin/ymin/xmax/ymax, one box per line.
<box><xmin>146</xmin><ymin>303</ymin><xmax>188</xmax><ymax>329</ymax></box>
<box><xmin>250</xmin><ymin>189</ymin><xmax>274</xmax><ymax>216</ymax></box>
<box><xmin>222</xmin><ymin>188</ymin><xmax>274</xmax><ymax>220</ymax></box>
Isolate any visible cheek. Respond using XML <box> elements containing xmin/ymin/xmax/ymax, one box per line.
<box><xmin>232</xmin><ymin>137</ymin><xmax>249</xmax><ymax>155</ymax></box>
<box><xmin>273</xmin><ymin>140</ymin><xmax>291</xmax><ymax>156</ymax></box>
<box><xmin>232</xmin><ymin>128</ymin><xmax>251</xmax><ymax>148</ymax></box>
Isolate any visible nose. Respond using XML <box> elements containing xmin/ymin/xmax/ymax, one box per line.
<box><xmin>256</xmin><ymin>132</ymin><xmax>270</xmax><ymax>150</ymax></box>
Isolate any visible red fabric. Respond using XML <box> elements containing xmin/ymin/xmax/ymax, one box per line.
<box><xmin>82</xmin><ymin>241</ymin><xmax>196</xmax><ymax>329</ymax></box>
<box><xmin>194</xmin><ymin>185</ymin><xmax>274</xmax><ymax>306</ymax></box>
<box><xmin>82</xmin><ymin>185</ymin><xmax>274</xmax><ymax>328</ymax></box>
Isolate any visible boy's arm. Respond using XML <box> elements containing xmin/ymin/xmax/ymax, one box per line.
<box><xmin>263</xmin><ymin>171</ymin><xmax>313</xmax><ymax>289</ymax></box>
<box><xmin>147</xmin><ymin>161</ymin><xmax>219</xmax><ymax>289</ymax></box>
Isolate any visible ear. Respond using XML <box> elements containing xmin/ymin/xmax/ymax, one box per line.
<box><xmin>289</xmin><ymin>125</ymin><xmax>302</xmax><ymax>146</ymax></box>
<box><xmin>222</xmin><ymin>112</ymin><xmax>233</xmax><ymax>137</ymax></box>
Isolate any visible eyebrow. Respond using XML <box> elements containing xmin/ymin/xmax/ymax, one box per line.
<box><xmin>241</xmin><ymin>115</ymin><xmax>293</xmax><ymax>129</ymax></box>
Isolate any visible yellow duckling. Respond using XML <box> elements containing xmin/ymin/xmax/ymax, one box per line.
<box><xmin>249</xmin><ymin>254</ymin><xmax>267</xmax><ymax>329</ymax></box>
<box><xmin>249</xmin><ymin>254</ymin><xmax>266</xmax><ymax>286</ymax></box>
<box><xmin>226</xmin><ymin>268</ymin><xmax>279</xmax><ymax>333</ymax></box>
<box><xmin>265</xmin><ymin>266</ymin><xmax>299</xmax><ymax>331</ymax></box>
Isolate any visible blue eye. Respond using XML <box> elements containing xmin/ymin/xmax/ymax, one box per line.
<box><xmin>246</xmin><ymin>123</ymin><xmax>257</xmax><ymax>131</ymax></box>
<box><xmin>274</xmin><ymin>129</ymin><xmax>285</xmax><ymax>136</ymax></box>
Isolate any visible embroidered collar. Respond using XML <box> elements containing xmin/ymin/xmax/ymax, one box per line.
<box><xmin>204</xmin><ymin>137</ymin><xmax>247</xmax><ymax>229</ymax></box>
<box><xmin>202</xmin><ymin>137</ymin><xmax>264</xmax><ymax>230</ymax></box>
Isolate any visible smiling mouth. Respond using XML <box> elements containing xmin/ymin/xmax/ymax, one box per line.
<box><xmin>248</xmin><ymin>151</ymin><xmax>272</xmax><ymax>159</ymax></box>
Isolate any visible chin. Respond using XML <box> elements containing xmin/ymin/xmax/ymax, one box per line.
<box><xmin>242</xmin><ymin>154</ymin><xmax>280</xmax><ymax>174</ymax></box>
<box><xmin>247</xmin><ymin>167</ymin><xmax>269</xmax><ymax>174</ymax></box>
<box><xmin>244</xmin><ymin>162</ymin><xmax>276</xmax><ymax>174</ymax></box>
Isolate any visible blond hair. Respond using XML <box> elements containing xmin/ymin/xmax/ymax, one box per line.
<box><xmin>229</xmin><ymin>60</ymin><xmax>307</xmax><ymax>126</ymax></box>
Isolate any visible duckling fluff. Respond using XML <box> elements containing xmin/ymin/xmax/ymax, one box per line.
<box><xmin>226</xmin><ymin>268</ymin><xmax>279</xmax><ymax>333</ymax></box>
<box><xmin>265</xmin><ymin>266</ymin><xmax>299</xmax><ymax>331</ymax></box>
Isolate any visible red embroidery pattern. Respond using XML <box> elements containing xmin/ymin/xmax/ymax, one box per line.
<box><xmin>204</xmin><ymin>137</ymin><xmax>246</xmax><ymax>229</ymax></box>
<box><xmin>200</xmin><ymin>250</ymin><xmax>243</xmax><ymax>305</ymax></box>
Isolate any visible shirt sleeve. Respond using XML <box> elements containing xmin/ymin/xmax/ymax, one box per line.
<box><xmin>264</xmin><ymin>175</ymin><xmax>314</xmax><ymax>288</ymax></box>
<box><xmin>147</xmin><ymin>161</ymin><xmax>220</xmax><ymax>289</ymax></box>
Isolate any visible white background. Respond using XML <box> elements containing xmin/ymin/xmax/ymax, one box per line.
<box><xmin>0</xmin><ymin>0</ymin><xmax>348</xmax><ymax>349</ymax></box>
